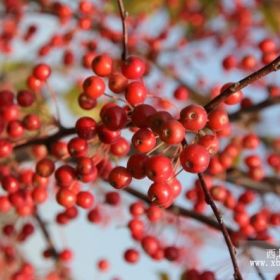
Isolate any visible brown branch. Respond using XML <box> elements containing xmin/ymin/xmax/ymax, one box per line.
<box><xmin>34</xmin><ymin>211</ymin><xmax>59</xmax><ymax>259</ymax></box>
<box><xmin>197</xmin><ymin>173</ymin><xmax>243</xmax><ymax>280</ymax></box>
<box><xmin>124</xmin><ymin>187</ymin><xmax>228</xmax><ymax>232</ymax></box>
<box><xmin>204</xmin><ymin>55</ymin><xmax>280</xmax><ymax>113</ymax></box>
<box><xmin>229</xmin><ymin>97</ymin><xmax>280</xmax><ymax>121</ymax></box>
<box><xmin>226</xmin><ymin>168</ymin><xmax>280</xmax><ymax>195</ymax></box>
<box><xmin>14</xmin><ymin>127</ymin><xmax>76</xmax><ymax>151</ymax></box>
<box><xmin>124</xmin><ymin>187</ymin><xmax>277</xmax><ymax>250</ymax></box>
<box><xmin>116</xmin><ymin>0</ymin><xmax>128</xmax><ymax>61</ymax></box>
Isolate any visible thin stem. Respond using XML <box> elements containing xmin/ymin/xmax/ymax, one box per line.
<box><xmin>229</xmin><ymin>96</ymin><xmax>280</xmax><ymax>121</ymax></box>
<box><xmin>14</xmin><ymin>127</ymin><xmax>76</xmax><ymax>151</ymax></box>
<box><xmin>116</xmin><ymin>0</ymin><xmax>128</xmax><ymax>61</ymax></box>
<box><xmin>204</xmin><ymin>55</ymin><xmax>280</xmax><ymax>113</ymax></box>
<box><xmin>34</xmin><ymin>211</ymin><xmax>59</xmax><ymax>259</ymax></box>
<box><xmin>124</xmin><ymin>187</ymin><xmax>274</xmax><ymax>250</ymax></box>
<box><xmin>245</xmin><ymin>249</ymin><xmax>267</xmax><ymax>280</ymax></box>
<box><xmin>197</xmin><ymin>173</ymin><xmax>243</xmax><ymax>280</ymax></box>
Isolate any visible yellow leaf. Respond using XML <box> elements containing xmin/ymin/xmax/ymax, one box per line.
<box><xmin>64</xmin><ymin>86</ymin><xmax>102</xmax><ymax>121</ymax></box>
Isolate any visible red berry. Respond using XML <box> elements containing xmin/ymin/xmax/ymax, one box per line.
<box><xmin>145</xmin><ymin>155</ymin><xmax>173</xmax><ymax>182</ymax></box>
<box><xmin>0</xmin><ymin>139</ymin><xmax>13</xmax><ymax>158</ymax></box>
<box><xmin>173</xmin><ymin>85</ymin><xmax>189</xmax><ymax>101</ymax></box>
<box><xmin>159</xmin><ymin>119</ymin><xmax>185</xmax><ymax>144</ymax></box>
<box><xmin>221</xmin><ymin>83</ymin><xmax>243</xmax><ymax>105</ymax></box>
<box><xmin>124</xmin><ymin>248</ymin><xmax>139</xmax><ymax>264</ymax></box>
<box><xmin>110</xmin><ymin>137</ymin><xmax>130</xmax><ymax>157</ymax></box>
<box><xmin>121</xmin><ymin>56</ymin><xmax>146</xmax><ymax>80</ymax></box>
<box><xmin>180</xmin><ymin>144</ymin><xmax>210</xmax><ymax>173</ymax></box>
<box><xmin>127</xmin><ymin>154</ymin><xmax>148</xmax><ymax>179</ymax></box>
<box><xmin>131</xmin><ymin>104</ymin><xmax>156</xmax><ymax>128</ymax></box>
<box><xmin>33</xmin><ymin>63</ymin><xmax>51</xmax><ymax>81</ymax></box>
<box><xmin>207</xmin><ymin>109</ymin><xmax>229</xmax><ymax>132</ymax></box>
<box><xmin>78</xmin><ymin>93</ymin><xmax>97</xmax><ymax>110</ymax></box>
<box><xmin>101</xmin><ymin>105</ymin><xmax>127</xmax><ymax>131</ymax></box>
<box><xmin>148</xmin><ymin>182</ymin><xmax>173</xmax><ymax>207</ymax></box>
<box><xmin>125</xmin><ymin>81</ymin><xmax>147</xmax><ymax>106</ymax></box>
<box><xmin>83</xmin><ymin>76</ymin><xmax>105</xmax><ymax>99</ymax></box>
<box><xmin>56</xmin><ymin>189</ymin><xmax>76</xmax><ymax>208</ymax></box>
<box><xmin>109</xmin><ymin>166</ymin><xmax>132</xmax><ymax>189</ymax></box>
<box><xmin>180</xmin><ymin>105</ymin><xmax>208</xmax><ymax>132</ymax></box>
<box><xmin>67</xmin><ymin>137</ymin><xmax>88</xmax><ymax>157</ymax></box>
<box><xmin>132</xmin><ymin>128</ymin><xmax>156</xmax><ymax>153</ymax></box>
<box><xmin>76</xmin><ymin>191</ymin><xmax>94</xmax><ymax>209</ymax></box>
<box><xmin>91</xmin><ymin>54</ymin><xmax>112</xmax><ymax>77</ymax></box>
<box><xmin>75</xmin><ymin>116</ymin><xmax>97</xmax><ymax>139</ymax></box>
<box><xmin>108</xmin><ymin>72</ymin><xmax>128</xmax><ymax>94</ymax></box>
<box><xmin>36</xmin><ymin>158</ymin><xmax>55</xmax><ymax>177</ymax></box>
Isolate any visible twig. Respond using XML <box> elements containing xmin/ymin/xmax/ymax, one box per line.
<box><xmin>123</xmin><ymin>187</ymin><xmax>276</xmax><ymax>250</ymax></box>
<box><xmin>245</xmin><ymin>249</ymin><xmax>267</xmax><ymax>280</ymax></box>
<box><xmin>229</xmin><ymin>97</ymin><xmax>280</xmax><ymax>121</ymax></box>
<box><xmin>14</xmin><ymin>127</ymin><xmax>76</xmax><ymax>151</ymax></box>
<box><xmin>226</xmin><ymin>168</ymin><xmax>280</xmax><ymax>195</ymax></box>
<box><xmin>34</xmin><ymin>211</ymin><xmax>59</xmax><ymax>259</ymax></box>
<box><xmin>197</xmin><ymin>173</ymin><xmax>243</xmax><ymax>280</ymax></box>
<box><xmin>204</xmin><ymin>55</ymin><xmax>280</xmax><ymax>113</ymax></box>
<box><xmin>116</xmin><ymin>0</ymin><xmax>128</xmax><ymax>60</ymax></box>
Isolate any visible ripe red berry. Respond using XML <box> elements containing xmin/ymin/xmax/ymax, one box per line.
<box><xmin>141</xmin><ymin>235</ymin><xmax>160</xmax><ymax>256</ymax></box>
<box><xmin>59</xmin><ymin>249</ymin><xmax>73</xmax><ymax>262</ymax></box>
<box><xmin>0</xmin><ymin>90</ymin><xmax>14</xmax><ymax>107</ymax></box>
<box><xmin>221</xmin><ymin>83</ymin><xmax>243</xmax><ymax>105</ymax></box>
<box><xmin>105</xmin><ymin>191</ymin><xmax>121</xmax><ymax>206</ymax></box>
<box><xmin>27</xmin><ymin>75</ymin><xmax>43</xmax><ymax>91</ymax></box>
<box><xmin>33</xmin><ymin>63</ymin><xmax>51</xmax><ymax>81</ymax></box>
<box><xmin>75</xmin><ymin>116</ymin><xmax>97</xmax><ymax>139</ymax></box>
<box><xmin>56</xmin><ymin>189</ymin><xmax>76</xmax><ymax>208</ymax></box>
<box><xmin>110</xmin><ymin>137</ymin><xmax>130</xmax><ymax>157</ymax></box>
<box><xmin>0</xmin><ymin>139</ymin><xmax>13</xmax><ymax>158</ymax></box>
<box><xmin>23</xmin><ymin>114</ymin><xmax>41</xmax><ymax>131</ymax></box>
<box><xmin>2</xmin><ymin>176</ymin><xmax>19</xmax><ymax>193</ymax></box>
<box><xmin>145</xmin><ymin>155</ymin><xmax>173</xmax><ymax>182</ymax></box>
<box><xmin>7</xmin><ymin>120</ymin><xmax>24</xmax><ymax>138</ymax></box>
<box><xmin>173</xmin><ymin>85</ymin><xmax>189</xmax><ymax>101</ymax></box>
<box><xmin>180</xmin><ymin>144</ymin><xmax>210</xmax><ymax>173</ymax></box>
<box><xmin>132</xmin><ymin>128</ymin><xmax>156</xmax><ymax>153</ymax></box>
<box><xmin>108</xmin><ymin>72</ymin><xmax>128</xmax><ymax>94</ymax></box>
<box><xmin>109</xmin><ymin>166</ymin><xmax>132</xmax><ymax>189</ymax></box>
<box><xmin>131</xmin><ymin>104</ymin><xmax>156</xmax><ymax>128</ymax></box>
<box><xmin>180</xmin><ymin>104</ymin><xmax>208</xmax><ymax>132</ymax></box>
<box><xmin>125</xmin><ymin>81</ymin><xmax>147</xmax><ymax>106</ymax></box>
<box><xmin>97</xmin><ymin>124</ymin><xmax>121</xmax><ymax>144</ymax></box>
<box><xmin>83</xmin><ymin>76</ymin><xmax>105</xmax><ymax>99</ymax></box>
<box><xmin>55</xmin><ymin>165</ymin><xmax>77</xmax><ymax>187</ymax></box>
<box><xmin>101</xmin><ymin>105</ymin><xmax>127</xmax><ymax>131</ymax></box>
<box><xmin>91</xmin><ymin>54</ymin><xmax>113</xmax><ymax>77</ymax></box>
<box><xmin>76</xmin><ymin>191</ymin><xmax>94</xmax><ymax>209</ymax></box>
<box><xmin>36</xmin><ymin>158</ymin><xmax>55</xmax><ymax>177</ymax></box>
<box><xmin>67</xmin><ymin>137</ymin><xmax>88</xmax><ymax>157</ymax></box>
<box><xmin>148</xmin><ymin>182</ymin><xmax>173</xmax><ymax>207</ymax></box>
<box><xmin>148</xmin><ymin>111</ymin><xmax>172</xmax><ymax>134</ymax></box>
<box><xmin>121</xmin><ymin>56</ymin><xmax>146</xmax><ymax>80</ymax></box>
<box><xmin>207</xmin><ymin>109</ymin><xmax>229</xmax><ymax>132</ymax></box>
<box><xmin>124</xmin><ymin>248</ymin><xmax>139</xmax><ymax>264</ymax></box>
<box><xmin>127</xmin><ymin>154</ymin><xmax>148</xmax><ymax>179</ymax></box>
<box><xmin>159</xmin><ymin>119</ymin><xmax>185</xmax><ymax>144</ymax></box>
<box><xmin>78</xmin><ymin>93</ymin><xmax>97</xmax><ymax>110</ymax></box>
<box><xmin>198</xmin><ymin>134</ymin><xmax>219</xmax><ymax>155</ymax></box>
<box><xmin>164</xmin><ymin>246</ymin><xmax>180</xmax><ymax>261</ymax></box>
